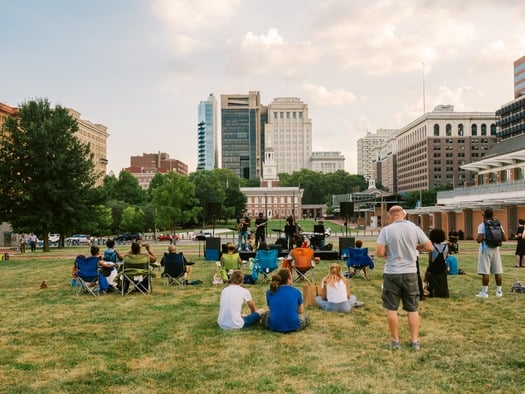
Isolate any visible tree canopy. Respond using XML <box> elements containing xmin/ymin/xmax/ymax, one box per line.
<box><xmin>0</xmin><ymin>98</ymin><xmax>97</xmax><ymax>250</ymax></box>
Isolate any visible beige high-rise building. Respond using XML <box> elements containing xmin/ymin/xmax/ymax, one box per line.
<box><xmin>357</xmin><ymin>129</ymin><xmax>397</xmax><ymax>181</ymax></box>
<box><xmin>265</xmin><ymin>97</ymin><xmax>312</xmax><ymax>174</ymax></box>
<box><xmin>68</xmin><ymin>109</ymin><xmax>108</xmax><ymax>185</ymax></box>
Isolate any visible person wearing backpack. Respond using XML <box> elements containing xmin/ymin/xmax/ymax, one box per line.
<box><xmin>476</xmin><ymin>208</ymin><xmax>506</xmax><ymax>298</ymax></box>
<box><xmin>425</xmin><ymin>228</ymin><xmax>449</xmax><ymax>298</ymax></box>
<box><xmin>514</xmin><ymin>218</ymin><xmax>525</xmax><ymax>267</ymax></box>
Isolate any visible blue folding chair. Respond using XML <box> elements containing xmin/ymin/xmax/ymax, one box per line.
<box><xmin>251</xmin><ymin>249</ymin><xmax>279</xmax><ymax>281</ymax></box>
<box><xmin>162</xmin><ymin>252</ymin><xmax>187</xmax><ymax>287</ymax></box>
<box><xmin>74</xmin><ymin>255</ymin><xmax>102</xmax><ymax>297</ymax></box>
<box><xmin>343</xmin><ymin>247</ymin><xmax>374</xmax><ymax>280</ymax></box>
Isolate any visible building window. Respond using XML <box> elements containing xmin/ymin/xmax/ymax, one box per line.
<box><xmin>433</xmin><ymin>124</ymin><xmax>440</xmax><ymax>136</ymax></box>
<box><xmin>490</xmin><ymin>123</ymin><xmax>497</xmax><ymax>136</ymax></box>
<box><xmin>273</xmin><ymin>112</ymin><xmax>277</xmax><ymax>119</ymax></box>
<box><xmin>293</xmin><ymin>112</ymin><xmax>296</xmax><ymax>119</ymax></box>
<box><xmin>458</xmin><ymin>123</ymin><xmax>464</xmax><ymax>136</ymax></box>
<box><xmin>472</xmin><ymin>124</ymin><xmax>477</xmax><ymax>136</ymax></box>
<box><xmin>446</xmin><ymin>124</ymin><xmax>452</xmax><ymax>136</ymax></box>
<box><xmin>286</xmin><ymin>112</ymin><xmax>290</xmax><ymax>119</ymax></box>
<box><xmin>481</xmin><ymin>123</ymin><xmax>487</xmax><ymax>136</ymax></box>
<box><xmin>280</xmin><ymin>112</ymin><xmax>283</xmax><ymax>119</ymax></box>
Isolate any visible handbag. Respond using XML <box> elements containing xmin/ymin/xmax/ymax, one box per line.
<box><xmin>302</xmin><ymin>283</ymin><xmax>322</xmax><ymax>307</ymax></box>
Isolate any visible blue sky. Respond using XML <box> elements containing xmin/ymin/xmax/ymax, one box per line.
<box><xmin>2</xmin><ymin>0</ymin><xmax>525</xmax><ymax>174</ymax></box>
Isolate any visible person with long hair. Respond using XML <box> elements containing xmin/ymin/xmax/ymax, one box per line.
<box><xmin>315</xmin><ymin>263</ymin><xmax>363</xmax><ymax>312</ymax></box>
<box><xmin>260</xmin><ymin>269</ymin><xmax>310</xmax><ymax>332</ymax></box>
<box><xmin>424</xmin><ymin>228</ymin><xmax>450</xmax><ymax>298</ymax></box>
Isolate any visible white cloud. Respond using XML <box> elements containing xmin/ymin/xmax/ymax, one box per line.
<box><xmin>151</xmin><ymin>0</ymin><xmax>241</xmax><ymax>31</ymax></box>
<box><xmin>224</xmin><ymin>28</ymin><xmax>316</xmax><ymax>77</ymax></box>
<box><xmin>303</xmin><ymin>82</ymin><xmax>356</xmax><ymax>106</ymax></box>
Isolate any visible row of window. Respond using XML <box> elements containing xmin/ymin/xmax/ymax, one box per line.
<box><xmin>272</xmin><ymin>111</ymin><xmax>304</xmax><ymax>120</ymax></box>
<box><xmin>433</xmin><ymin>123</ymin><xmax>496</xmax><ymax>137</ymax></box>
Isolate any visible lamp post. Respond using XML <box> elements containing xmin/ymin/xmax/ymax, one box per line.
<box><xmin>264</xmin><ymin>193</ymin><xmax>268</xmax><ymax>239</ymax></box>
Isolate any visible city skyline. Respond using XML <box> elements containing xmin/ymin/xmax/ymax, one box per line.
<box><xmin>2</xmin><ymin>1</ymin><xmax>525</xmax><ymax>175</ymax></box>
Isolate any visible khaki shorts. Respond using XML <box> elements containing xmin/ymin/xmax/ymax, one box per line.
<box><xmin>477</xmin><ymin>247</ymin><xmax>503</xmax><ymax>275</ymax></box>
<box><xmin>382</xmin><ymin>273</ymin><xmax>419</xmax><ymax>312</ymax></box>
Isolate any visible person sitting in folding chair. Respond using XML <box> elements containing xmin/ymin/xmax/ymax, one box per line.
<box><xmin>160</xmin><ymin>244</ymin><xmax>194</xmax><ymax>286</ymax></box>
<box><xmin>343</xmin><ymin>239</ymin><xmax>375</xmax><ymax>280</ymax></box>
<box><xmin>250</xmin><ymin>243</ymin><xmax>281</xmax><ymax>282</ymax></box>
<box><xmin>118</xmin><ymin>242</ymin><xmax>157</xmax><ymax>295</ymax></box>
<box><xmin>72</xmin><ymin>245</ymin><xmax>114</xmax><ymax>296</ymax></box>
<box><xmin>283</xmin><ymin>241</ymin><xmax>316</xmax><ymax>283</ymax></box>
<box><xmin>218</xmin><ymin>243</ymin><xmax>242</xmax><ymax>283</ymax></box>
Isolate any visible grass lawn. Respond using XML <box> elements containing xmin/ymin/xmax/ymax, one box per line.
<box><xmin>1</xmin><ymin>240</ymin><xmax>524</xmax><ymax>393</ymax></box>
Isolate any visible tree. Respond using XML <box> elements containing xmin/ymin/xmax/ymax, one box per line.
<box><xmin>120</xmin><ymin>206</ymin><xmax>145</xmax><ymax>233</ymax></box>
<box><xmin>151</xmin><ymin>172</ymin><xmax>200</xmax><ymax>229</ymax></box>
<box><xmin>0</xmin><ymin>98</ymin><xmax>97</xmax><ymax>251</ymax></box>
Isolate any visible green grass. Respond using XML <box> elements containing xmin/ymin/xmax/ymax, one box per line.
<box><xmin>1</xmin><ymin>240</ymin><xmax>525</xmax><ymax>393</ymax></box>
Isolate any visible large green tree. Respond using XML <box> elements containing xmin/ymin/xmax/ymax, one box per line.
<box><xmin>0</xmin><ymin>98</ymin><xmax>97</xmax><ymax>251</ymax></box>
<box><xmin>151</xmin><ymin>172</ymin><xmax>200</xmax><ymax>230</ymax></box>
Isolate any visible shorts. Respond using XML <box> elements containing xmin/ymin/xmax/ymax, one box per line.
<box><xmin>382</xmin><ymin>273</ymin><xmax>419</xmax><ymax>312</ymax></box>
<box><xmin>477</xmin><ymin>248</ymin><xmax>503</xmax><ymax>275</ymax></box>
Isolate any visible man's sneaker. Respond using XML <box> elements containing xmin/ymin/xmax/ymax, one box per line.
<box><xmin>411</xmin><ymin>342</ymin><xmax>421</xmax><ymax>350</ymax></box>
<box><xmin>496</xmin><ymin>290</ymin><xmax>503</xmax><ymax>297</ymax></box>
<box><xmin>476</xmin><ymin>291</ymin><xmax>489</xmax><ymax>299</ymax></box>
<box><xmin>390</xmin><ymin>341</ymin><xmax>401</xmax><ymax>350</ymax></box>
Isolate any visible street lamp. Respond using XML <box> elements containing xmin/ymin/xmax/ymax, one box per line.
<box><xmin>264</xmin><ymin>193</ymin><xmax>268</xmax><ymax>239</ymax></box>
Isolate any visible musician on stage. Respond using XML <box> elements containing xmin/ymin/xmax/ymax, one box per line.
<box><xmin>255</xmin><ymin>212</ymin><xmax>268</xmax><ymax>249</ymax></box>
<box><xmin>237</xmin><ymin>210</ymin><xmax>251</xmax><ymax>251</ymax></box>
<box><xmin>284</xmin><ymin>216</ymin><xmax>299</xmax><ymax>251</ymax></box>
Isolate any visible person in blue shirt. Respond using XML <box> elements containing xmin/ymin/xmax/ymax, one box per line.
<box><xmin>446</xmin><ymin>255</ymin><xmax>459</xmax><ymax>275</ymax></box>
<box><xmin>261</xmin><ymin>269</ymin><xmax>310</xmax><ymax>333</ymax></box>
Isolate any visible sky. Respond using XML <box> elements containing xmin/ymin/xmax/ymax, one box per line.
<box><xmin>2</xmin><ymin>0</ymin><xmax>525</xmax><ymax>175</ymax></box>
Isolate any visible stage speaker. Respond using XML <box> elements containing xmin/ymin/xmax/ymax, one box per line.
<box><xmin>206</xmin><ymin>201</ymin><xmax>222</xmax><ymax>219</ymax></box>
<box><xmin>206</xmin><ymin>237</ymin><xmax>221</xmax><ymax>250</ymax></box>
<box><xmin>339</xmin><ymin>237</ymin><xmax>355</xmax><ymax>257</ymax></box>
<box><xmin>340</xmin><ymin>202</ymin><xmax>354</xmax><ymax>217</ymax></box>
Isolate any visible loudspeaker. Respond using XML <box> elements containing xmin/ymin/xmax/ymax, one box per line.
<box><xmin>206</xmin><ymin>201</ymin><xmax>222</xmax><ymax>219</ymax></box>
<box><xmin>339</xmin><ymin>237</ymin><xmax>355</xmax><ymax>257</ymax></box>
<box><xmin>340</xmin><ymin>202</ymin><xmax>354</xmax><ymax>217</ymax></box>
<box><xmin>206</xmin><ymin>237</ymin><xmax>221</xmax><ymax>250</ymax></box>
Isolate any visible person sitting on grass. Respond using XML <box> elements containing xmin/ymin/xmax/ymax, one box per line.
<box><xmin>219</xmin><ymin>243</ymin><xmax>242</xmax><ymax>282</ymax></box>
<box><xmin>316</xmin><ymin>263</ymin><xmax>364</xmax><ymax>312</ymax></box>
<box><xmin>260</xmin><ymin>269</ymin><xmax>310</xmax><ymax>333</ymax></box>
<box><xmin>217</xmin><ymin>270</ymin><xmax>265</xmax><ymax>330</ymax></box>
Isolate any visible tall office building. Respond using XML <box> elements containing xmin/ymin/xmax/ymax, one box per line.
<box><xmin>264</xmin><ymin>97</ymin><xmax>312</xmax><ymax>174</ymax></box>
<box><xmin>357</xmin><ymin>129</ymin><xmax>397</xmax><ymax>181</ymax></box>
<box><xmin>514</xmin><ymin>55</ymin><xmax>525</xmax><ymax>99</ymax></box>
<box><xmin>221</xmin><ymin>91</ymin><xmax>267</xmax><ymax>179</ymax></box>
<box><xmin>197</xmin><ymin>93</ymin><xmax>218</xmax><ymax>170</ymax></box>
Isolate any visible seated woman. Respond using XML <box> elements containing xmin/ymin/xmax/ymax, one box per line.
<box><xmin>72</xmin><ymin>245</ymin><xmax>115</xmax><ymax>293</ymax></box>
<box><xmin>260</xmin><ymin>269</ymin><xmax>310</xmax><ymax>333</ymax></box>
<box><xmin>316</xmin><ymin>263</ymin><xmax>363</xmax><ymax>312</ymax></box>
<box><xmin>219</xmin><ymin>243</ymin><xmax>243</xmax><ymax>282</ymax></box>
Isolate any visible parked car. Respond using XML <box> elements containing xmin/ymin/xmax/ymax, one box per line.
<box><xmin>114</xmin><ymin>233</ymin><xmax>141</xmax><ymax>243</ymax></box>
<box><xmin>193</xmin><ymin>231</ymin><xmax>212</xmax><ymax>240</ymax></box>
<box><xmin>65</xmin><ymin>234</ymin><xmax>91</xmax><ymax>246</ymax></box>
<box><xmin>156</xmin><ymin>233</ymin><xmax>180</xmax><ymax>242</ymax></box>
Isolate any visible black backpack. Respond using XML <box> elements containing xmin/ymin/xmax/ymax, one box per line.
<box><xmin>428</xmin><ymin>245</ymin><xmax>447</xmax><ymax>273</ymax></box>
<box><xmin>484</xmin><ymin>219</ymin><xmax>503</xmax><ymax>248</ymax></box>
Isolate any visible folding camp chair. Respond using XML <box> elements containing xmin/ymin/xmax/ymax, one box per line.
<box><xmin>290</xmin><ymin>247</ymin><xmax>315</xmax><ymax>283</ymax></box>
<box><xmin>162</xmin><ymin>252</ymin><xmax>187</xmax><ymax>287</ymax></box>
<box><xmin>251</xmin><ymin>248</ymin><xmax>280</xmax><ymax>281</ymax></box>
<box><xmin>119</xmin><ymin>255</ymin><xmax>152</xmax><ymax>295</ymax></box>
<box><xmin>74</xmin><ymin>255</ymin><xmax>101</xmax><ymax>297</ymax></box>
<box><xmin>343</xmin><ymin>247</ymin><xmax>374</xmax><ymax>280</ymax></box>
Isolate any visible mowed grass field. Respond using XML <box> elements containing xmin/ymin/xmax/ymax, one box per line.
<box><xmin>1</xmin><ymin>239</ymin><xmax>524</xmax><ymax>393</ymax></box>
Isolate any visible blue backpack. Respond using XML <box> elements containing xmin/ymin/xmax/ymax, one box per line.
<box><xmin>103</xmin><ymin>250</ymin><xmax>117</xmax><ymax>262</ymax></box>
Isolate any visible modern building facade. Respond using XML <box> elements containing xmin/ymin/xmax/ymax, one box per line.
<box><xmin>396</xmin><ymin>105</ymin><xmax>497</xmax><ymax>193</ymax></box>
<box><xmin>310</xmin><ymin>151</ymin><xmax>345</xmax><ymax>174</ymax></box>
<box><xmin>496</xmin><ymin>93</ymin><xmax>525</xmax><ymax>141</ymax></box>
<box><xmin>264</xmin><ymin>97</ymin><xmax>312</xmax><ymax>174</ymax></box>
<box><xmin>221</xmin><ymin>91</ymin><xmax>267</xmax><ymax>180</ymax></box>
<box><xmin>357</xmin><ymin>129</ymin><xmax>397</xmax><ymax>181</ymax></box>
<box><xmin>197</xmin><ymin>93</ymin><xmax>218</xmax><ymax>171</ymax></box>
<box><xmin>375</xmin><ymin>133</ymin><xmax>398</xmax><ymax>194</ymax></box>
<box><xmin>514</xmin><ymin>55</ymin><xmax>525</xmax><ymax>99</ymax></box>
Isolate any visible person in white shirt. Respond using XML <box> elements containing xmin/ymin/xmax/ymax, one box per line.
<box><xmin>217</xmin><ymin>270</ymin><xmax>265</xmax><ymax>330</ymax></box>
<box><xmin>315</xmin><ymin>263</ymin><xmax>363</xmax><ymax>312</ymax></box>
